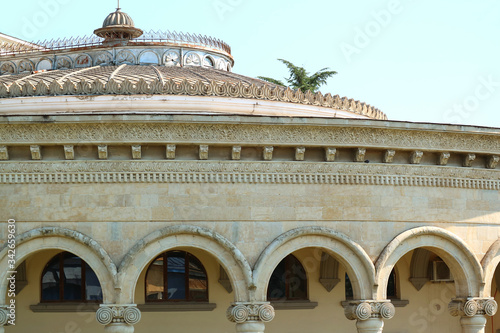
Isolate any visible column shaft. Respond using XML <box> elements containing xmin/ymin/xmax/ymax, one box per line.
<box><xmin>235</xmin><ymin>322</ymin><xmax>266</xmax><ymax>333</ymax></box>
<box><xmin>460</xmin><ymin>315</ymin><xmax>487</xmax><ymax>333</ymax></box>
<box><xmin>356</xmin><ymin>318</ymin><xmax>385</xmax><ymax>333</ymax></box>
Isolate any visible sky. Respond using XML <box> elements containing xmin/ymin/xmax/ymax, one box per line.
<box><xmin>1</xmin><ymin>0</ymin><xmax>500</xmax><ymax>127</ymax></box>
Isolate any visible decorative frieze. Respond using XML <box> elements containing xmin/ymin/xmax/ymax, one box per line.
<box><xmin>1</xmin><ymin>161</ymin><xmax>500</xmax><ymax>189</ymax></box>
<box><xmin>439</xmin><ymin>152</ymin><xmax>451</xmax><ymax>166</ymax></box>
<box><xmin>411</xmin><ymin>151</ymin><xmax>423</xmax><ymax>164</ymax></box>
<box><xmin>344</xmin><ymin>301</ymin><xmax>395</xmax><ymax>321</ymax></box>
<box><xmin>383</xmin><ymin>150</ymin><xmax>396</xmax><ymax>163</ymax></box>
<box><xmin>487</xmin><ymin>155</ymin><xmax>499</xmax><ymax>169</ymax></box>
<box><xmin>96</xmin><ymin>304</ymin><xmax>141</xmax><ymax>326</ymax></box>
<box><xmin>448</xmin><ymin>298</ymin><xmax>498</xmax><ymax>317</ymax></box>
<box><xmin>355</xmin><ymin>148</ymin><xmax>366</xmax><ymax>162</ymax></box>
<box><xmin>295</xmin><ymin>147</ymin><xmax>306</xmax><ymax>161</ymax></box>
<box><xmin>0</xmin><ymin>146</ymin><xmax>8</xmax><ymax>160</ymax></box>
<box><xmin>131</xmin><ymin>145</ymin><xmax>141</xmax><ymax>159</ymax></box>
<box><xmin>30</xmin><ymin>145</ymin><xmax>41</xmax><ymax>160</ymax></box>
<box><xmin>232</xmin><ymin>146</ymin><xmax>242</xmax><ymax>160</ymax></box>
<box><xmin>199</xmin><ymin>145</ymin><xmax>209</xmax><ymax>160</ymax></box>
<box><xmin>463</xmin><ymin>154</ymin><xmax>476</xmax><ymax>167</ymax></box>
<box><xmin>226</xmin><ymin>303</ymin><xmax>275</xmax><ymax>323</ymax></box>
<box><xmin>166</xmin><ymin>144</ymin><xmax>176</xmax><ymax>160</ymax></box>
<box><xmin>98</xmin><ymin>145</ymin><xmax>108</xmax><ymax>160</ymax></box>
<box><xmin>263</xmin><ymin>147</ymin><xmax>274</xmax><ymax>161</ymax></box>
<box><xmin>64</xmin><ymin>145</ymin><xmax>74</xmax><ymax>160</ymax></box>
<box><xmin>325</xmin><ymin>148</ymin><xmax>337</xmax><ymax>162</ymax></box>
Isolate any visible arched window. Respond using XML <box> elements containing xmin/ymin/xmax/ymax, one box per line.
<box><xmin>267</xmin><ymin>254</ymin><xmax>308</xmax><ymax>301</ymax></box>
<box><xmin>345</xmin><ymin>269</ymin><xmax>397</xmax><ymax>299</ymax></box>
<box><xmin>145</xmin><ymin>251</ymin><xmax>208</xmax><ymax>302</ymax></box>
<box><xmin>41</xmin><ymin>252</ymin><xmax>102</xmax><ymax>302</ymax></box>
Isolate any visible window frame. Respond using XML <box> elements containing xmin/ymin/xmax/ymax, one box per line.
<box><xmin>267</xmin><ymin>254</ymin><xmax>308</xmax><ymax>301</ymax></box>
<box><xmin>40</xmin><ymin>252</ymin><xmax>102</xmax><ymax>303</ymax></box>
<box><xmin>145</xmin><ymin>250</ymin><xmax>209</xmax><ymax>303</ymax></box>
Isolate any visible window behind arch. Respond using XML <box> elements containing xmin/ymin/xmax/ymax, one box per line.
<box><xmin>41</xmin><ymin>252</ymin><xmax>102</xmax><ymax>302</ymax></box>
<box><xmin>345</xmin><ymin>269</ymin><xmax>397</xmax><ymax>299</ymax></box>
<box><xmin>145</xmin><ymin>251</ymin><xmax>208</xmax><ymax>302</ymax></box>
<box><xmin>267</xmin><ymin>254</ymin><xmax>308</xmax><ymax>301</ymax></box>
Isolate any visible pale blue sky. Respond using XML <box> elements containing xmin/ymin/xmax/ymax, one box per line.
<box><xmin>2</xmin><ymin>0</ymin><xmax>500</xmax><ymax>127</ymax></box>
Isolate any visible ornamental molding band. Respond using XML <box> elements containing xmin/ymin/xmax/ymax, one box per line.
<box><xmin>2</xmin><ymin>121</ymin><xmax>500</xmax><ymax>153</ymax></box>
<box><xmin>226</xmin><ymin>303</ymin><xmax>275</xmax><ymax>323</ymax></box>
<box><xmin>0</xmin><ymin>306</ymin><xmax>8</xmax><ymax>326</ymax></box>
<box><xmin>96</xmin><ymin>304</ymin><xmax>141</xmax><ymax>326</ymax></box>
<box><xmin>0</xmin><ymin>78</ymin><xmax>386</xmax><ymax>120</ymax></box>
<box><xmin>344</xmin><ymin>301</ymin><xmax>396</xmax><ymax>321</ymax></box>
<box><xmin>1</xmin><ymin>161</ymin><xmax>500</xmax><ymax>189</ymax></box>
<box><xmin>448</xmin><ymin>298</ymin><xmax>498</xmax><ymax>317</ymax></box>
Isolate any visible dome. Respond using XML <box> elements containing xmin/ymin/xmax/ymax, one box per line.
<box><xmin>102</xmin><ymin>9</ymin><xmax>135</xmax><ymax>28</ymax></box>
<box><xmin>94</xmin><ymin>8</ymin><xmax>143</xmax><ymax>40</ymax></box>
<box><xmin>0</xmin><ymin>65</ymin><xmax>386</xmax><ymax>119</ymax></box>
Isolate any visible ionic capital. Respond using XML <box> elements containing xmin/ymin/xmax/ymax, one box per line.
<box><xmin>448</xmin><ymin>298</ymin><xmax>498</xmax><ymax>317</ymax></box>
<box><xmin>0</xmin><ymin>306</ymin><xmax>8</xmax><ymax>327</ymax></box>
<box><xmin>226</xmin><ymin>302</ymin><xmax>275</xmax><ymax>324</ymax></box>
<box><xmin>96</xmin><ymin>304</ymin><xmax>141</xmax><ymax>326</ymax></box>
<box><xmin>344</xmin><ymin>300</ymin><xmax>395</xmax><ymax>321</ymax></box>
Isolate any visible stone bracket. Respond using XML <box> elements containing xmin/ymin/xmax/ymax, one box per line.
<box><xmin>355</xmin><ymin>148</ymin><xmax>366</xmax><ymax>162</ymax></box>
<box><xmin>98</xmin><ymin>145</ymin><xmax>108</xmax><ymax>160</ymax></box>
<box><xmin>295</xmin><ymin>147</ymin><xmax>306</xmax><ymax>161</ymax></box>
<box><xmin>325</xmin><ymin>147</ymin><xmax>337</xmax><ymax>162</ymax></box>
<box><xmin>166</xmin><ymin>144</ymin><xmax>176</xmax><ymax>160</ymax></box>
<box><xmin>411</xmin><ymin>151</ymin><xmax>423</xmax><ymax>164</ymax></box>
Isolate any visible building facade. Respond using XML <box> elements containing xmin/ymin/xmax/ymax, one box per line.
<box><xmin>0</xmin><ymin>7</ymin><xmax>500</xmax><ymax>333</ymax></box>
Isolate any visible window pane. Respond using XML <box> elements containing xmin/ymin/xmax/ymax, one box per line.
<box><xmin>188</xmin><ymin>254</ymin><xmax>208</xmax><ymax>301</ymax></box>
<box><xmin>288</xmin><ymin>257</ymin><xmax>307</xmax><ymax>300</ymax></box>
<box><xmin>85</xmin><ymin>263</ymin><xmax>103</xmax><ymax>301</ymax></box>
<box><xmin>387</xmin><ymin>269</ymin><xmax>397</xmax><ymax>299</ymax></box>
<box><xmin>63</xmin><ymin>253</ymin><xmax>82</xmax><ymax>301</ymax></box>
<box><xmin>345</xmin><ymin>273</ymin><xmax>353</xmax><ymax>299</ymax></box>
<box><xmin>268</xmin><ymin>260</ymin><xmax>286</xmax><ymax>300</ymax></box>
<box><xmin>42</xmin><ymin>255</ymin><xmax>61</xmax><ymax>301</ymax></box>
<box><xmin>167</xmin><ymin>252</ymin><xmax>186</xmax><ymax>300</ymax></box>
<box><xmin>146</xmin><ymin>256</ymin><xmax>164</xmax><ymax>300</ymax></box>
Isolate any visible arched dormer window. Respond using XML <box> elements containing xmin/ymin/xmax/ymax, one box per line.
<box><xmin>41</xmin><ymin>252</ymin><xmax>102</xmax><ymax>302</ymax></box>
<box><xmin>267</xmin><ymin>254</ymin><xmax>308</xmax><ymax>301</ymax></box>
<box><xmin>145</xmin><ymin>251</ymin><xmax>208</xmax><ymax>302</ymax></box>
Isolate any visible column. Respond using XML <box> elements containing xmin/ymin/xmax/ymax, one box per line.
<box><xmin>227</xmin><ymin>302</ymin><xmax>275</xmax><ymax>333</ymax></box>
<box><xmin>449</xmin><ymin>298</ymin><xmax>498</xmax><ymax>333</ymax></box>
<box><xmin>96</xmin><ymin>304</ymin><xmax>141</xmax><ymax>333</ymax></box>
<box><xmin>344</xmin><ymin>301</ymin><xmax>396</xmax><ymax>333</ymax></box>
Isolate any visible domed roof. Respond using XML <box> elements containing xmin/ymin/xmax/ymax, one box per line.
<box><xmin>94</xmin><ymin>8</ymin><xmax>143</xmax><ymax>40</ymax></box>
<box><xmin>0</xmin><ymin>65</ymin><xmax>387</xmax><ymax>120</ymax></box>
<box><xmin>102</xmin><ymin>9</ymin><xmax>135</xmax><ymax>28</ymax></box>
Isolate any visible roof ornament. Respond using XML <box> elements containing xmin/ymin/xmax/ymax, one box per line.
<box><xmin>93</xmin><ymin>2</ymin><xmax>143</xmax><ymax>45</ymax></box>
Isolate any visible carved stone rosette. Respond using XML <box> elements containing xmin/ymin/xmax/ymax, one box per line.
<box><xmin>226</xmin><ymin>302</ymin><xmax>275</xmax><ymax>324</ymax></box>
<box><xmin>96</xmin><ymin>304</ymin><xmax>142</xmax><ymax>326</ymax></box>
<box><xmin>344</xmin><ymin>301</ymin><xmax>396</xmax><ymax>321</ymax></box>
<box><xmin>448</xmin><ymin>298</ymin><xmax>498</xmax><ymax>317</ymax></box>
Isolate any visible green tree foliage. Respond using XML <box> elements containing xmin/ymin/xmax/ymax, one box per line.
<box><xmin>258</xmin><ymin>59</ymin><xmax>337</xmax><ymax>93</ymax></box>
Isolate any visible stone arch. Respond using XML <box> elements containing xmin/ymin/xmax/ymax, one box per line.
<box><xmin>253</xmin><ymin>227</ymin><xmax>376</xmax><ymax>301</ymax></box>
<box><xmin>0</xmin><ymin>227</ymin><xmax>117</xmax><ymax>304</ymax></box>
<box><xmin>375</xmin><ymin>227</ymin><xmax>483</xmax><ymax>299</ymax></box>
<box><xmin>117</xmin><ymin>225</ymin><xmax>253</xmax><ymax>303</ymax></box>
<box><xmin>482</xmin><ymin>238</ymin><xmax>500</xmax><ymax>297</ymax></box>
